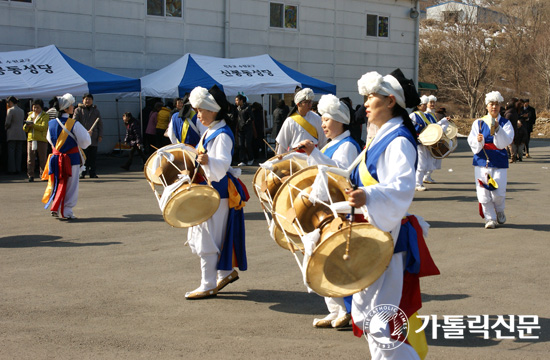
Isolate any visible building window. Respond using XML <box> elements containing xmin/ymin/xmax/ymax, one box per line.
<box><xmin>366</xmin><ymin>14</ymin><xmax>389</xmax><ymax>38</ymax></box>
<box><xmin>270</xmin><ymin>2</ymin><xmax>298</xmax><ymax>29</ymax></box>
<box><xmin>147</xmin><ymin>0</ymin><xmax>182</xmax><ymax>17</ymax></box>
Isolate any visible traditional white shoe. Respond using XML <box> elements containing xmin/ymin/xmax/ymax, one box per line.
<box><xmin>331</xmin><ymin>313</ymin><xmax>352</xmax><ymax>328</ymax></box>
<box><xmin>185</xmin><ymin>287</ymin><xmax>218</xmax><ymax>300</ymax></box>
<box><xmin>313</xmin><ymin>314</ymin><xmax>337</xmax><ymax>328</ymax></box>
<box><xmin>485</xmin><ymin>220</ymin><xmax>497</xmax><ymax>229</ymax></box>
<box><xmin>497</xmin><ymin>212</ymin><xmax>506</xmax><ymax>224</ymax></box>
<box><xmin>423</xmin><ymin>176</ymin><xmax>436</xmax><ymax>184</ymax></box>
<box><xmin>415</xmin><ymin>185</ymin><xmax>427</xmax><ymax>192</ymax></box>
<box><xmin>216</xmin><ymin>270</ymin><xmax>239</xmax><ymax>291</ymax></box>
<box><xmin>237</xmin><ymin>162</ymin><xmax>246</xmax><ymax>166</ymax></box>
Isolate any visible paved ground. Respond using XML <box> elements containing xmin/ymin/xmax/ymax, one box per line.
<box><xmin>1</xmin><ymin>139</ymin><xmax>549</xmax><ymax>359</ymax></box>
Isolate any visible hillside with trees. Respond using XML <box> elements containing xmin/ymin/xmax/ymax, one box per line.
<box><xmin>419</xmin><ymin>0</ymin><xmax>550</xmax><ymax>129</ymax></box>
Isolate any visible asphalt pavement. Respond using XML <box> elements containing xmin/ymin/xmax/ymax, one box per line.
<box><xmin>1</xmin><ymin>138</ymin><xmax>549</xmax><ymax>359</ymax></box>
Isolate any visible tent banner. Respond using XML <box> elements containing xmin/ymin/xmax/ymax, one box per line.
<box><xmin>0</xmin><ymin>45</ymin><xmax>140</xmax><ymax>99</ymax></box>
<box><xmin>0</xmin><ymin>45</ymin><xmax>89</xmax><ymax>98</ymax></box>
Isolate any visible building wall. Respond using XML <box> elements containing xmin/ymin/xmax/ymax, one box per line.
<box><xmin>1</xmin><ymin>0</ymin><xmax>418</xmax><ymax>152</ymax></box>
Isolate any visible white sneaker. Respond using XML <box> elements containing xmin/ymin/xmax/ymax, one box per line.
<box><xmin>485</xmin><ymin>220</ymin><xmax>497</xmax><ymax>229</ymax></box>
<box><xmin>247</xmin><ymin>160</ymin><xmax>254</xmax><ymax>166</ymax></box>
<box><xmin>415</xmin><ymin>185</ymin><xmax>427</xmax><ymax>192</ymax></box>
<box><xmin>497</xmin><ymin>212</ymin><xmax>506</xmax><ymax>224</ymax></box>
<box><xmin>237</xmin><ymin>162</ymin><xmax>246</xmax><ymax>166</ymax></box>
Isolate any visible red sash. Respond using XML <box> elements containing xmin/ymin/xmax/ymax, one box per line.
<box><xmin>483</xmin><ymin>143</ymin><xmax>498</xmax><ymax>150</ymax></box>
<box><xmin>50</xmin><ymin>147</ymin><xmax>79</xmax><ymax>216</ymax></box>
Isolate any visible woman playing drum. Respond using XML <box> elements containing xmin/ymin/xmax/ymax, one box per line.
<box><xmin>185</xmin><ymin>85</ymin><xmax>248</xmax><ymax>300</ymax></box>
<box><xmin>346</xmin><ymin>69</ymin><xmax>439</xmax><ymax>359</ymax></box>
<box><xmin>298</xmin><ymin>94</ymin><xmax>361</xmax><ymax>329</ymax></box>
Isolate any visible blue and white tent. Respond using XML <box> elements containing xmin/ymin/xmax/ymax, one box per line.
<box><xmin>140</xmin><ymin>53</ymin><xmax>336</xmax><ymax>98</ymax></box>
<box><xmin>0</xmin><ymin>45</ymin><xmax>140</xmax><ymax>99</ymax></box>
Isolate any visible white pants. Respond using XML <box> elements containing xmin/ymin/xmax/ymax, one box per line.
<box><xmin>50</xmin><ymin>164</ymin><xmax>80</xmax><ymax>218</ymax></box>
<box><xmin>352</xmin><ymin>252</ymin><xmax>420</xmax><ymax>360</ymax></box>
<box><xmin>474</xmin><ymin>166</ymin><xmax>507</xmax><ymax>221</ymax></box>
<box><xmin>416</xmin><ymin>145</ymin><xmax>433</xmax><ymax>185</ymax></box>
<box><xmin>188</xmin><ymin>199</ymin><xmax>233</xmax><ymax>290</ymax></box>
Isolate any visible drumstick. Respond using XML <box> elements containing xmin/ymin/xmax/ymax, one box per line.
<box><xmin>188</xmin><ymin>149</ymin><xmax>207</xmax><ymax>188</ymax></box>
<box><xmin>263</xmin><ymin>138</ymin><xmax>276</xmax><ymax>154</ymax></box>
<box><xmin>344</xmin><ymin>184</ymin><xmax>358</xmax><ymax>261</ymax></box>
<box><xmin>150</xmin><ymin>144</ymin><xmax>159</xmax><ymax>150</ymax></box>
<box><xmin>89</xmin><ymin>118</ymin><xmax>101</xmax><ymax>132</ymax></box>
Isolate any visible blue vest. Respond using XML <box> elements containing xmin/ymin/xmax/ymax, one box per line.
<box><xmin>48</xmin><ymin>117</ymin><xmax>81</xmax><ymax>165</ymax></box>
<box><xmin>199</xmin><ymin>125</ymin><xmax>234</xmax><ymax>199</ymax></box>
<box><xmin>172</xmin><ymin>112</ymin><xmax>201</xmax><ymax>147</ymax></box>
<box><xmin>472</xmin><ymin>117</ymin><xmax>509</xmax><ymax>169</ymax></box>
<box><xmin>322</xmin><ymin>136</ymin><xmax>361</xmax><ymax>159</ymax></box>
<box><xmin>350</xmin><ymin>126</ymin><xmax>417</xmax><ymax>185</ymax></box>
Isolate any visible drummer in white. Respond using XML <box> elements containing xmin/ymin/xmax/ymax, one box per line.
<box><xmin>185</xmin><ymin>85</ymin><xmax>248</xmax><ymax>299</ymax></box>
<box><xmin>276</xmin><ymin>88</ymin><xmax>327</xmax><ymax>154</ymax></box>
<box><xmin>410</xmin><ymin>95</ymin><xmax>435</xmax><ymax>191</ymax></box>
<box><xmin>299</xmin><ymin>94</ymin><xmax>361</xmax><ymax>328</ymax></box>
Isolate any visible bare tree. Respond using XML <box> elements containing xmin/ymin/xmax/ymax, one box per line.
<box><xmin>420</xmin><ymin>19</ymin><xmax>500</xmax><ymax>117</ymax></box>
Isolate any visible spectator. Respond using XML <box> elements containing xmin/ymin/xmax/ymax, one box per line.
<box><xmin>503</xmin><ymin>98</ymin><xmax>519</xmax><ymax>162</ymax></box>
<box><xmin>73</xmin><ymin>93</ymin><xmax>102</xmax><ymax>178</ymax></box>
<box><xmin>145</xmin><ymin>102</ymin><xmax>162</xmax><ymax>154</ymax></box>
<box><xmin>155</xmin><ymin>103</ymin><xmax>172</xmax><ymax>148</ymax></box>
<box><xmin>271</xmin><ymin>99</ymin><xmax>289</xmax><ymax>139</ymax></box>
<box><xmin>519</xmin><ymin>98</ymin><xmax>536</xmax><ymax>158</ymax></box>
<box><xmin>23</xmin><ymin>99</ymin><xmax>50</xmax><ymax>182</ymax></box>
<box><xmin>5</xmin><ymin>96</ymin><xmax>26</xmax><ymax>174</ymax></box>
<box><xmin>251</xmin><ymin>102</ymin><xmax>264</xmax><ymax>162</ymax></box>
<box><xmin>235</xmin><ymin>94</ymin><xmax>255</xmax><ymax>166</ymax></box>
<box><xmin>512</xmin><ymin>119</ymin><xmax>528</xmax><ymax>162</ymax></box>
<box><xmin>120</xmin><ymin>112</ymin><xmax>147</xmax><ymax>171</ymax></box>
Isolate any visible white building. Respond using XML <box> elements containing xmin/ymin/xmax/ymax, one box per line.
<box><xmin>1</xmin><ymin>0</ymin><xmax>421</xmax><ymax>152</ymax></box>
<box><xmin>426</xmin><ymin>1</ymin><xmax>508</xmax><ymax>24</ymax></box>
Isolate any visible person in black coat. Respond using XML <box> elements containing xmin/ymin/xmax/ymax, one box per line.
<box><xmin>120</xmin><ymin>112</ymin><xmax>146</xmax><ymax>170</ymax></box>
<box><xmin>519</xmin><ymin>98</ymin><xmax>536</xmax><ymax>157</ymax></box>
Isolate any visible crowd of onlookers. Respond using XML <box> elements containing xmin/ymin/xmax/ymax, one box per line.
<box><xmin>501</xmin><ymin>98</ymin><xmax>537</xmax><ymax>163</ymax></box>
<box><xmin>0</xmin><ymin>93</ymin><xmax>539</xmax><ymax>180</ymax></box>
<box><xmin>1</xmin><ymin>94</ymin><xmax>103</xmax><ymax>181</ymax></box>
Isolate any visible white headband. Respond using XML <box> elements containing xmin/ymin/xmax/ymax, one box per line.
<box><xmin>189</xmin><ymin>86</ymin><xmax>221</xmax><ymax>113</ymax></box>
<box><xmin>57</xmin><ymin>93</ymin><xmax>75</xmax><ymax>111</ymax></box>
<box><xmin>317</xmin><ymin>94</ymin><xmax>350</xmax><ymax>125</ymax></box>
<box><xmin>428</xmin><ymin>95</ymin><xmax>437</xmax><ymax>103</ymax></box>
<box><xmin>294</xmin><ymin>88</ymin><xmax>314</xmax><ymax>104</ymax></box>
<box><xmin>357</xmin><ymin>71</ymin><xmax>406</xmax><ymax>109</ymax></box>
<box><xmin>485</xmin><ymin>91</ymin><xmax>504</xmax><ymax>105</ymax></box>
<box><xmin>420</xmin><ymin>95</ymin><xmax>429</xmax><ymax>105</ymax></box>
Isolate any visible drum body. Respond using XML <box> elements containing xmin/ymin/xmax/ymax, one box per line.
<box><xmin>418</xmin><ymin>123</ymin><xmax>457</xmax><ymax>159</ymax></box>
<box><xmin>273</xmin><ymin>165</ymin><xmax>394</xmax><ymax>297</ymax></box>
<box><xmin>144</xmin><ymin>143</ymin><xmax>220</xmax><ymax>228</ymax></box>
<box><xmin>253</xmin><ymin>153</ymin><xmax>309</xmax><ymax>250</ymax></box>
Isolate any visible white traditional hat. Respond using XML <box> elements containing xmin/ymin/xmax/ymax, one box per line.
<box><xmin>485</xmin><ymin>91</ymin><xmax>504</xmax><ymax>105</ymax></box>
<box><xmin>428</xmin><ymin>95</ymin><xmax>437</xmax><ymax>103</ymax></box>
<box><xmin>189</xmin><ymin>86</ymin><xmax>221</xmax><ymax>113</ymax></box>
<box><xmin>357</xmin><ymin>71</ymin><xmax>406</xmax><ymax>109</ymax></box>
<box><xmin>317</xmin><ymin>94</ymin><xmax>350</xmax><ymax>124</ymax></box>
<box><xmin>294</xmin><ymin>88</ymin><xmax>315</xmax><ymax>104</ymax></box>
<box><xmin>57</xmin><ymin>93</ymin><xmax>75</xmax><ymax>111</ymax></box>
<box><xmin>420</xmin><ymin>95</ymin><xmax>429</xmax><ymax>105</ymax></box>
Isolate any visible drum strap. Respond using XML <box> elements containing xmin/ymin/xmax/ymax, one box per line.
<box><xmin>290</xmin><ymin>113</ymin><xmax>318</xmax><ymax>139</ymax></box>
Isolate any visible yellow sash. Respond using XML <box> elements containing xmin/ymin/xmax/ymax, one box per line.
<box><xmin>358</xmin><ymin>139</ymin><xmax>379</xmax><ymax>187</ymax></box>
<box><xmin>481</xmin><ymin>114</ymin><xmax>496</xmax><ymax>129</ymax></box>
<box><xmin>180</xmin><ymin>110</ymin><xmax>196</xmax><ymax>144</ymax></box>
<box><xmin>41</xmin><ymin>118</ymin><xmax>79</xmax><ymax>202</ymax></box>
<box><xmin>414</xmin><ymin>111</ymin><xmax>431</xmax><ymax>126</ymax></box>
<box><xmin>290</xmin><ymin>113</ymin><xmax>318</xmax><ymax>139</ymax></box>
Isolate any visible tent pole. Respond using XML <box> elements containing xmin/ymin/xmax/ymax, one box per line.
<box><xmin>116</xmin><ymin>99</ymin><xmax>121</xmax><ymax>152</ymax></box>
<box><xmin>139</xmin><ymin>92</ymin><xmax>143</xmax><ymax>141</ymax></box>
<box><xmin>261</xmin><ymin>94</ymin><xmax>267</xmax><ymax>159</ymax></box>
